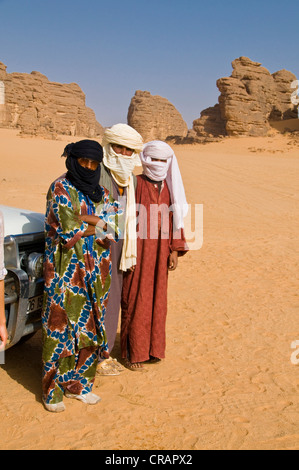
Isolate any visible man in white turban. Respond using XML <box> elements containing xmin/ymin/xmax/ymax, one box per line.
<box><xmin>121</xmin><ymin>141</ymin><xmax>188</xmax><ymax>371</ymax></box>
<box><xmin>97</xmin><ymin>123</ymin><xmax>143</xmax><ymax>375</ymax></box>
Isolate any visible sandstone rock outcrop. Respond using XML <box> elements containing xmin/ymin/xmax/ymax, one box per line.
<box><xmin>0</xmin><ymin>62</ymin><xmax>103</xmax><ymax>138</ymax></box>
<box><xmin>193</xmin><ymin>104</ymin><xmax>226</xmax><ymax>137</ymax></box>
<box><xmin>193</xmin><ymin>57</ymin><xmax>298</xmax><ymax>138</ymax></box>
<box><xmin>127</xmin><ymin>90</ymin><xmax>188</xmax><ymax>142</ymax></box>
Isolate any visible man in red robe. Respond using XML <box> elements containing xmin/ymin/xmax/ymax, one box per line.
<box><xmin>121</xmin><ymin>141</ymin><xmax>189</xmax><ymax>370</ymax></box>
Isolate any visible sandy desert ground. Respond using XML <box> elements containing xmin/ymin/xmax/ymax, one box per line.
<box><xmin>0</xmin><ymin>127</ymin><xmax>299</xmax><ymax>450</ymax></box>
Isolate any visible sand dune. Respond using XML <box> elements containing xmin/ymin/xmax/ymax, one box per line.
<box><xmin>0</xmin><ymin>129</ymin><xmax>298</xmax><ymax>450</ymax></box>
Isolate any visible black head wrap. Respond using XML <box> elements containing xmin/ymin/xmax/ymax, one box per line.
<box><xmin>63</xmin><ymin>140</ymin><xmax>103</xmax><ymax>203</ymax></box>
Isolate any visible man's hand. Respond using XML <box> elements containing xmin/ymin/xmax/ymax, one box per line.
<box><xmin>0</xmin><ymin>280</ymin><xmax>8</xmax><ymax>348</ymax></box>
<box><xmin>79</xmin><ymin>215</ymin><xmax>105</xmax><ymax>227</ymax></box>
<box><xmin>78</xmin><ymin>215</ymin><xmax>107</xmax><ymax>237</ymax></box>
<box><xmin>168</xmin><ymin>251</ymin><xmax>178</xmax><ymax>271</ymax></box>
<box><xmin>82</xmin><ymin>224</ymin><xmax>96</xmax><ymax>237</ymax></box>
<box><xmin>128</xmin><ymin>266</ymin><xmax>136</xmax><ymax>272</ymax></box>
<box><xmin>0</xmin><ymin>323</ymin><xmax>8</xmax><ymax>349</ymax></box>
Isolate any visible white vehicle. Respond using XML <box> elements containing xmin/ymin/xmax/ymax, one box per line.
<box><xmin>1</xmin><ymin>205</ymin><xmax>45</xmax><ymax>349</ymax></box>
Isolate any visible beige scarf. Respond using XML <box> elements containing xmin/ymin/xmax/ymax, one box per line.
<box><xmin>102</xmin><ymin>124</ymin><xmax>143</xmax><ymax>271</ymax></box>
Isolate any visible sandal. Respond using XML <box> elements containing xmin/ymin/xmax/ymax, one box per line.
<box><xmin>124</xmin><ymin>358</ymin><xmax>146</xmax><ymax>372</ymax></box>
<box><xmin>43</xmin><ymin>400</ymin><xmax>66</xmax><ymax>413</ymax></box>
<box><xmin>65</xmin><ymin>391</ymin><xmax>101</xmax><ymax>405</ymax></box>
<box><xmin>97</xmin><ymin>358</ymin><xmax>120</xmax><ymax>376</ymax></box>
<box><xmin>147</xmin><ymin>356</ymin><xmax>162</xmax><ymax>364</ymax></box>
<box><xmin>110</xmin><ymin>357</ymin><xmax>125</xmax><ymax>372</ymax></box>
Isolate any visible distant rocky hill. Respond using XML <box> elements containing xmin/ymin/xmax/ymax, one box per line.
<box><xmin>193</xmin><ymin>57</ymin><xmax>298</xmax><ymax>139</ymax></box>
<box><xmin>127</xmin><ymin>90</ymin><xmax>188</xmax><ymax>142</ymax></box>
<box><xmin>0</xmin><ymin>57</ymin><xmax>297</xmax><ymax>143</ymax></box>
<box><xmin>0</xmin><ymin>62</ymin><xmax>103</xmax><ymax>138</ymax></box>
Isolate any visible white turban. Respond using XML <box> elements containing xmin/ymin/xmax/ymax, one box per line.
<box><xmin>140</xmin><ymin>141</ymin><xmax>188</xmax><ymax>230</ymax></box>
<box><xmin>102</xmin><ymin>123</ymin><xmax>144</xmax><ymax>154</ymax></box>
<box><xmin>102</xmin><ymin>123</ymin><xmax>143</xmax><ymax>271</ymax></box>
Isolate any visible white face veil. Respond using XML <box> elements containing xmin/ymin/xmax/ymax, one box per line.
<box><xmin>102</xmin><ymin>123</ymin><xmax>143</xmax><ymax>271</ymax></box>
<box><xmin>103</xmin><ymin>145</ymin><xmax>140</xmax><ymax>186</ymax></box>
<box><xmin>102</xmin><ymin>123</ymin><xmax>143</xmax><ymax>186</ymax></box>
<box><xmin>140</xmin><ymin>141</ymin><xmax>188</xmax><ymax>230</ymax></box>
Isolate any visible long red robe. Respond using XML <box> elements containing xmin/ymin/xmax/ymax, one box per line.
<box><xmin>121</xmin><ymin>175</ymin><xmax>188</xmax><ymax>363</ymax></box>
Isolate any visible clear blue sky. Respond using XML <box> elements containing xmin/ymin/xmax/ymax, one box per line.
<box><xmin>0</xmin><ymin>0</ymin><xmax>298</xmax><ymax>128</ymax></box>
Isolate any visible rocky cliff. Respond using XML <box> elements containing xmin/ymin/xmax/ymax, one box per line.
<box><xmin>193</xmin><ymin>104</ymin><xmax>226</xmax><ymax>138</ymax></box>
<box><xmin>193</xmin><ymin>57</ymin><xmax>298</xmax><ymax>138</ymax></box>
<box><xmin>1</xmin><ymin>57</ymin><xmax>297</xmax><ymax>142</ymax></box>
<box><xmin>127</xmin><ymin>90</ymin><xmax>188</xmax><ymax>142</ymax></box>
<box><xmin>0</xmin><ymin>62</ymin><xmax>103</xmax><ymax>138</ymax></box>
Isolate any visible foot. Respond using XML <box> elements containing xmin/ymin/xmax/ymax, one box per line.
<box><xmin>111</xmin><ymin>357</ymin><xmax>125</xmax><ymax>372</ymax></box>
<box><xmin>43</xmin><ymin>400</ymin><xmax>66</xmax><ymax>413</ymax></box>
<box><xmin>65</xmin><ymin>391</ymin><xmax>101</xmax><ymax>405</ymax></box>
<box><xmin>97</xmin><ymin>358</ymin><xmax>120</xmax><ymax>376</ymax></box>
<box><xmin>97</xmin><ymin>357</ymin><xmax>125</xmax><ymax>376</ymax></box>
<box><xmin>148</xmin><ymin>356</ymin><xmax>162</xmax><ymax>364</ymax></box>
<box><xmin>124</xmin><ymin>358</ymin><xmax>146</xmax><ymax>372</ymax></box>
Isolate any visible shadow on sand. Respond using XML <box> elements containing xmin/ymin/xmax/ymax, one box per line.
<box><xmin>1</xmin><ymin>330</ymin><xmax>43</xmax><ymax>403</ymax></box>
<box><xmin>1</xmin><ymin>330</ymin><xmax>123</xmax><ymax>403</ymax></box>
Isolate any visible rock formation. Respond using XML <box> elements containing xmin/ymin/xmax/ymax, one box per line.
<box><xmin>193</xmin><ymin>104</ymin><xmax>226</xmax><ymax>137</ymax></box>
<box><xmin>127</xmin><ymin>90</ymin><xmax>188</xmax><ymax>142</ymax></box>
<box><xmin>0</xmin><ymin>62</ymin><xmax>103</xmax><ymax>138</ymax></box>
<box><xmin>193</xmin><ymin>57</ymin><xmax>298</xmax><ymax>138</ymax></box>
